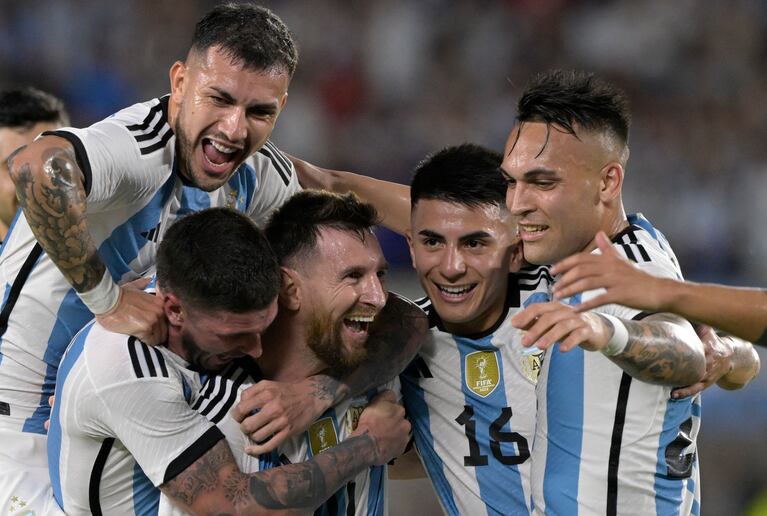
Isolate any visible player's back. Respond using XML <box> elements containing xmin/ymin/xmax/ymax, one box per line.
<box><xmin>532</xmin><ymin>214</ymin><xmax>700</xmax><ymax>516</ymax></box>
<box><xmin>401</xmin><ymin>267</ymin><xmax>552</xmax><ymax>516</ymax></box>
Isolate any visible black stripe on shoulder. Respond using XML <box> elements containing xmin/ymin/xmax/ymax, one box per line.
<box><xmin>263</xmin><ymin>140</ymin><xmax>293</xmax><ymax>174</ymax></box>
<box><xmin>413</xmin><ymin>296</ymin><xmax>431</xmax><ymax>309</ymax></box>
<box><xmin>139</xmin><ymin>126</ymin><xmax>173</xmax><ymax>156</ymax></box>
<box><xmin>89</xmin><ymin>437</ymin><xmax>115</xmax><ymax>516</ymax></box>
<box><xmin>163</xmin><ymin>425</ymin><xmax>225</xmax><ymax>484</ymax></box>
<box><xmin>257</xmin><ymin>142</ymin><xmax>290</xmax><ymax>186</ymax></box>
<box><xmin>128</xmin><ymin>336</ymin><xmax>168</xmax><ymax>378</ymax></box>
<box><xmin>127</xmin><ymin>337</ymin><xmax>144</xmax><ymax>378</ymax></box>
<box><xmin>126</xmin><ymin>100</ymin><xmax>164</xmax><ymax>132</ymax></box>
<box><xmin>0</xmin><ymin>243</ymin><xmax>44</xmax><ymax>338</ymax></box>
<box><xmin>606</xmin><ymin>372</ymin><xmax>632</xmax><ymax>516</ymax></box>
<box><xmin>152</xmin><ymin>347</ymin><xmax>169</xmax><ymax>377</ymax></box>
<box><xmin>516</xmin><ymin>265</ymin><xmax>554</xmax><ymax>291</ymax></box>
<box><xmin>613</xmin><ymin>226</ymin><xmax>651</xmax><ymax>263</ymax></box>
<box><xmin>41</xmin><ymin>130</ymin><xmax>93</xmax><ymax>196</ymax></box>
<box><xmin>209</xmin><ymin>368</ymin><xmax>249</xmax><ymax>424</ymax></box>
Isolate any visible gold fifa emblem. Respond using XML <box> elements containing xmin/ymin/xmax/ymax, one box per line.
<box><xmin>520</xmin><ymin>350</ymin><xmax>543</xmax><ymax>383</ymax></box>
<box><xmin>308</xmin><ymin>417</ymin><xmax>338</xmax><ymax>456</ymax></box>
<box><xmin>465</xmin><ymin>351</ymin><xmax>500</xmax><ymax>397</ymax></box>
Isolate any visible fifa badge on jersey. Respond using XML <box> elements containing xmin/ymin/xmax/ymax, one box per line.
<box><xmin>520</xmin><ymin>350</ymin><xmax>543</xmax><ymax>383</ymax></box>
<box><xmin>308</xmin><ymin>417</ymin><xmax>339</xmax><ymax>456</ymax></box>
<box><xmin>465</xmin><ymin>350</ymin><xmax>500</xmax><ymax>397</ymax></box>
<box><xmin>344</xmin><ymin>403</ymin><xmax>366</xmax><ymax>434</ymax></box>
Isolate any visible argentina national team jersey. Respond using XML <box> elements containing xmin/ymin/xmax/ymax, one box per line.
<box><xmin>401</xmin><ymin>266</ymin><xmax>553</xmax><ymax>516</ymax></box>
<box><xmin>158</xmin><ymin>372</ymin><xmax>396</xmax><ymax>516</ymax></box>
<box><xmin>0</xmin><ymin>95</ymin><xmax>299</xmax><ymax>435</ymax></box>
<box><xmin>532</xmin><ymin>214</ymin><xmax>701</xmax><ymax>516</ymax></box>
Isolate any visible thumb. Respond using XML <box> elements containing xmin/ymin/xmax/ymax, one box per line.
<box><xmin>123</xmin><ymin>276</ymin><xmax>153</xmax><ymax>290</ymax></box>
<box><xmin>595</xmin><ymin>231</ymin><xmax>617</xmax><ymax>256</ymax></box>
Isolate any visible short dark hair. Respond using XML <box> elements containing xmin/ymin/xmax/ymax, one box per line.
<box><xmin>410</xmin><ymin>143</ymin><xmax>506</xmax><ymax>208</ymax></box>
<box><xmin>517</xmin><ymin>70</ymin><xmax>630</xmax><ymax>144</ymax></box>
<box><xmin>190</xmin><ymin>2</ymin><xmax>298</xmax><ymax>76</ymax></box>
<box><xmin>157</xmin><ymin>208</ymin><xmax>279</xmax><ymax>312</ymax></box>
<box><xmin>0</xmin><ymin>87</ymin><xmax>69</xmax><ymax>129</ymax></box>
<box><xmin>265</xmin><ymin>191</ymin><xmax>380</xmax><ymax>266</ymax></box>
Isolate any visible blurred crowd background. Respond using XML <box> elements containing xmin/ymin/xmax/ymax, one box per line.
<box><xmin>2</xmin><ymin>0</ymin><xmax>766</xmax><ymax>513</ymax></box>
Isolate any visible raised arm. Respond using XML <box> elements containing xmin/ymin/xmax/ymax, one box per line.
<box><xmin>552</xmin><ymin>231</ymin><xmax>767</xmax><ymax>344</ymax></box>
<box><xmin>163</xmin><ymin>391</ymin><xmax>410</xmax><ymax>516</ymax></box>
<box><xmin>7</xmin><ymin>136</ymin><xmax>165</xmax><ymax>342</ymax></box>
<box><xmin>511</xmin><ymin>302</ymin><xmax>705</xmax><ymax>386</ymax></box>
<box><xmin>289</xmin><ymin>155</ymin><xmax>411</xmax><ymax>235</ymax></box>
<box><xmin>233</xmin><ymin>292</ymin><xmax>427</xmax><ymax>454</ymax></box>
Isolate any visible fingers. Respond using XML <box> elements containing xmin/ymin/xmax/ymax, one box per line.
<box><xmin>671</xmin><ymin>382</ymin><xmax>707</xmax><ymax>399</ymax></box>
<box><xmin>123</xmin><ymin>276</ymin><xmax>152</xmax><ymax>290</ymax></box>
<box><xmin>244</xmin><ymin>427</ymin><xmax>291</xmax><ymax>456</ymax></box>
<box><xmin>371</xmin><ymin>389</ymin><xmax>397</xmax><ymax>404</ymax></box>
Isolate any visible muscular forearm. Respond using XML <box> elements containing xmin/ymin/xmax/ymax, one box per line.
<box><xmin>664</xmin><ymin>280</ymin><xmax>767</xmax><ymax>345</ymax></box>
<box><xmin>8</xmin><ymin>139</ymin><xmax>105</xmax><ymax>292</ymax></box>
<box><xmin>165</xmin><ymin>435</ymin><xmax>377</xmax><ymax>515</ymax></box>
<box><xmin>717</xmin><ymin>336</ymin><xmax>760</xmax><ymax>390</ymax></box>
<box><xmin>608</xmin><ymin>315</ymin><xmax>705</xmax><ymax>386</ymax></box>
<box><xmin>289</xmin><ymin>156</ymin><xmax>411</xmax><ymax>235</ymax></box>
<box><xmin>327</xmin><ymin>292</ymin><xmax>427</xmax><ymax>405</ymax></box>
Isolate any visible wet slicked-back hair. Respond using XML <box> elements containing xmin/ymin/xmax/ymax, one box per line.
<box><xmin>190</xmin><ymin>2</ymin><xmax>298</xmax><ymax>75</ymax></box>
<box><xmin>157</xmin><ymin>208</ymin><xmax>280</xmax><ymax>312</ymax></box>
<box><xmin>517</xmin><ymin>70</ymin><xmax>630</xmax><ymax>145</ymax></box>
<box><xmin>0</xmin><ymin>87</ymin><xmax>69</xmax><ymax>129</ymax></box>
<box><xmin>265</xmin><ymin>190</ymin><xmax>380</xmax><ymax>266</ymax></box>
<box><xmin>410</xmin><ymin>143</ymin><xmax>506</xmax><ymax>208</ymax></box>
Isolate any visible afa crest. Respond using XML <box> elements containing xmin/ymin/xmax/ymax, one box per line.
<box><xmin>465</xmin><ymin>350</ymin><xmax>500</xmax><ymax>398</ymax></box>
<box><xmin>344</xmin><ymin>403</ymin><xmax>366</xmax><ymax>434</ymax></box>
<box><xmin>520</xmin><ymin>350</ymin><xmax>543</xmax><ymax>383</ymax></box>
<box><xmin>308</xmin><ymin>417</ymin><xmax>338</xmax><ymax>456</ymax></box>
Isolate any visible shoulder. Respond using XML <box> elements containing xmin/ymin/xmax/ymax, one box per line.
<box><xmin>248</xmin><ymin>139</ymin><xmax>294</xmax><ymax>188</ymax></box>
<box><xmin>611</xmin><ymin>218</ymin><xmax>681</xmax><ymax>279</ymax></box>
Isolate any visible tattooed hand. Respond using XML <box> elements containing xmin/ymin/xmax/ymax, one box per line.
<box><xmin>233</xmin><ymin>377</ymin><xmax>333</xmax><ymax>456</ymax></box>
<box><xmin>351</xmin><ymin>390</ymin><xmax>410</xmax><ymax>465</ymax></box>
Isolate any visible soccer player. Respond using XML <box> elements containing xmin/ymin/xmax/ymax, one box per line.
<box><xmin>0</xmin><ymin>3</ymin><xmax>423</xmax><ymax>509</ymax></box>
<box><xmin>395</xmin><ymin>144</ymin><xmax>550</xmax><ymax>515</ymax></box>
<box><xmin>0</xmin><ymin>87</ymin><xmax>69</xmax><ymax>240</ymax></box>
<box><xmin>551</xmin><ymin>229</ymin><xmax>767</xmax><ymax>348</ymax></box>
<box><xmin>49</xmin><ymin>206</ymin><xmax>410</xmax><ymax>515</ymax></box>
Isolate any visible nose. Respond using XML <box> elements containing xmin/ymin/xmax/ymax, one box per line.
<box><xmin>506</xmin><ymin>182</ymin><xmax>533</xmax><ymax>217</ymax></box>
<box><xmin>219</xmin><ymin>106</ymin><xmax>248</xmax><ymax>143</ymax></box>
<box><xmin>242</xmin><ymin>333</ymin><xmax>263</xmax><ymax>360</ymax></box>
<box><xmin>440</xmin><ymin>244</ymin><xmax>467</xmax><ymax>280</ymax></box>
<box><xmin>360</xmin><ymin>275</ymin><xmax>387</xmax><ymax>311</ymax></box>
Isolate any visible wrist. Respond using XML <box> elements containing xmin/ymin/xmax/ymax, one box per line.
<box><xmin>77</xmin><ymin>269</ymin><xmax>122</xmax><ymax>315</ymax></box>
<box><xmin>599</xmin><ymin>313</ymin><xmax>629</xmax><ymax>356</ymax></box>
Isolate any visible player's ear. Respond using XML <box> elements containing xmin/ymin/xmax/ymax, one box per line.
<box><xmin>169</xmin><ymin>60</ymin><xmax>187</xmax><ymax>99</ymax></box>
<box><xmin>162</xmin><ymin>291</ymin><xmax>184</xmax><ymax>327</ymax></box>
<box><xmin>599</xmin><ymin>162</ymin><xmax>624</xmax><ymax>203</ymax></box>
<box><xmin>405</xmin><ymin>230</ymin><xmax>416</xmax><ymax>269</ymax></box>
<box><xmin>278</xmin><ymin>267</ymin><xmax>301</xmax><ymax>311</ymax></box>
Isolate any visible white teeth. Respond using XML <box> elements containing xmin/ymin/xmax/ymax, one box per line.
<box><xmin>345</xmin><ymin>315</ymin><xmax>374</xmax><ymax>323</ymax></box>
<box><xmin>438</xmin><ymin>284</ymin><xmax>473</xmax><ymax>295</ymax></box>
<box><xmin>210</xmin><ymin>140</ymin><xmax>237</xmax><ymax>154</ymax></box>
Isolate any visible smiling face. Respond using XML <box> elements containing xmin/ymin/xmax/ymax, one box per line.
<box><xmin>408</xmin><ymin>199</ymin><xmax>516</xmax><ymax>335</ymax></box>
<box><xmin>296</xmin><ymin>227</ymin><xmax>389</xmax><ymax>373</ymax></box>
<box><xmin>168</xmin><ymin>45</ymin><xmax>290</xmax><ymax>192</ymax></box>
<box><xmin>501</xmin><ymin>121</ymin><xmax>625</xmax><ymax>265</ymax></box>
<box><xmin>177</xmin><ymin>299</ymin><xmax>278</xmax><ymax>372</ymax></box>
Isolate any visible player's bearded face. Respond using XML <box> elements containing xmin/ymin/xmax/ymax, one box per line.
<box><xmin>179</xmin><ymin>331</ymin><xmax>241</xmax><ymax>372</ymax></box>
<box><xmin>306</xmin><ymin>305</ymin><xmax>372</xmax><ymax>377</ymax></box>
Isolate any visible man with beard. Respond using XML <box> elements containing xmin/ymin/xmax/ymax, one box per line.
<box><xmin>49</xmin><ymin>206</ymin><xmax>410</xmax><ymax>515</ymax></box>
<box><xmin>1</xmin><ymin>3</ymin><xmax>423</xmax><ymax>507</ymax></box>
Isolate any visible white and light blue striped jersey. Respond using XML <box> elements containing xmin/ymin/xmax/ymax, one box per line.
<box><xmin>401</xmin><ymin>266</ymin><xmax>553</xmax><ymax>516</ymax></box>
<box><xmin>0</xmin><ymin>95</ymin><xmax>299</xmax><ymax>435</ymax></box>
<box><xmin>48</xmin><ymin>321</ymin><xmax>225</xmax><ymax>515</ymax></box>
<box><xmin>532</xmin><ymin>214</ymin><xmax>701</xmax><ymax>516</ymax></box>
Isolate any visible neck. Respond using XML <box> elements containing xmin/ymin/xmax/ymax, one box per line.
<box><xmin>584</xmin><ymin>203</ymin><xmax>629</xmax><ymax>253</ymax></box>
<box><xmin>258</xmin><ymin>310</ymin><xmax>325</xmax><ymax>382</ymax></box>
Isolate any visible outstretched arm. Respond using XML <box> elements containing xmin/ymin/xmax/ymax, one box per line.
<box><xmin>233</xmin><ymin>292</ymin><xmax>427</xmax><ymax>455</ymax></box>
<box><xmin>289</xmin><ymin>155</ymin><xmax>411</xmax><ymax>235</ymax></box>
<box><xmin>163</xmin><ymin>391</ymin><xmax>410</xmax><ymax>516</ymax></box>
<box><xmin>7</xmin><ymin>136</ymin><xmax>165</xmax><ymax>342</ymax></box>
<box><xmin>511</xmin><ymin>301</ymin><xmax>706</xmax><ymax>386</ymax></box>
<box><xmin>552</xmin><ymin>231</ymin><xmax>767</xmax><ymax>344</ymax></box>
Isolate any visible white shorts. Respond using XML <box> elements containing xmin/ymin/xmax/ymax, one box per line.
<box><xmin>0</xmin><ymin>428</ymin><xmax>65</xmax><ymax>515</ymax></box>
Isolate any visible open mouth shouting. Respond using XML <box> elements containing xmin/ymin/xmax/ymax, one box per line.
<box><xmin>343</xmin><ymin>314</ymin><xmax>376</xmax><ymax>335</ymax></box>
<box><xmin>201</xmin><ymin>137</ymin><xmax>243</xmax><ymax>176</ymax></box>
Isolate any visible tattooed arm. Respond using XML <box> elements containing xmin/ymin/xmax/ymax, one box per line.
<box><xmin>511</xmin><ymin>302</ymin><xmax>705</xmax><ymax>386</ymax></box>
<box><xmin>233</xmin><ymin>292</ymin><xmax>427</xmax><ymax>455</ymax></box>
<box><xmin>7</xmin><ymin>136</ymin><xmax>166</xmax><ymax>342</ymax></box>
<box><xmin>163</xmin><ymin>391</ymin><xmax>410</xmax><ymax>516</ymax></box>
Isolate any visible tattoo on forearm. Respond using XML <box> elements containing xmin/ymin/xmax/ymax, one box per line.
<box><xmin>339</xmin><ymin>294</ymin><xmax>427</xmax><ymax>400</ymax></box>
<box><xmin>11</xmin><ymin>146</ymin><xmax>104</xmax><ymax>292</ymax></box>
<box><xmin>609</xmin><ymin>315</ymin><xmax>702</xmax><ymax>385</ymax></box>
<box><xmin>164</xmin><ymin>440</ymin><xmax>233</xmax><ymax>505</ymax></box>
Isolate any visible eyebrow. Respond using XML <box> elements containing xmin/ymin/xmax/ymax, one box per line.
<box><xmin>210</xmin><ymin>87</ymin><xmax>279</xmax><ymax>113</ymax></box>
<box><xmin>522</xmin><ymin>168</ymin><xmax>559</xmax><ymax>180</ymax></box>
<box><xmin>418</xmin><ymin>229</ymin><xmax>444</xmax><ymax>239</ymax></box>
<box><xmin>460</xmin><ymin>231</ymin><xmax>492</xmax><ymax>241</ymax></box>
